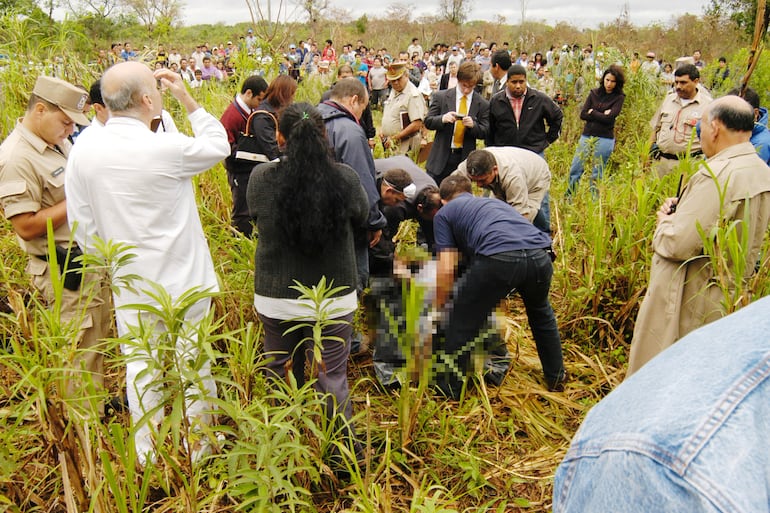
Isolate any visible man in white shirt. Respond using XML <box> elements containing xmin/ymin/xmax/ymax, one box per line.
<box><xmin>191</xmin><ymin>45</ymin><xmax>206</xmax><ymax>70</ymax></box>
<box><xmin>178</xmin><ymin>59</ymin><xmax>195</xmax><ymax>82</ymax></box>
<box><xmin>65</xmin><ymin>62</ymin><xmax>230</xmax><ymax>465</ymax></box>
<box><xmin>168</xmin><ymin>48</ymin><xmax>182</xmax><ymax>68</ymax></box>
<box><xmin>245</xmin><ymin>29</ymin><xmax>257</xmax><ymax>55</ymax></box>
<box><xmin>446</xmin><ymin>46</ymin><xmax>464</xmax><ymax>69</ymax></box>
<box><xmin>407</xmin><ymin>37</ymin><xmax>423</xmax><ymax>59</ymax></box>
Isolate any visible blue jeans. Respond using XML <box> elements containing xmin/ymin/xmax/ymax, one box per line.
<box><xmin>554</xmin><ymin>295</ymin><xmax>770</xmax><ymax>512</ymax></box>
<box><xmin>566</xmin><ymin>135</ymin><xmax>615</xmax><ymax>196</ymax></box>
<box><xmin>438</xmin><ymin>249</ymin><xmax>564</xmax><ymax>396</ymax></box>
<box><xmin>533</xmin><ymin>193</ymin><xmax>551</xmax><ymax>234</ymax></box>
<box><xmin>533</xmin><ymin>150</ymin><xmax>551</xmax><ymax>234</ymax></box>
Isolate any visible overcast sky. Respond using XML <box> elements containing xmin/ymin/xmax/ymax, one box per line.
<box><xmin>181</xmin><ymin>0</ymin><xmax>708</xmax><ymax>30</ymax></box>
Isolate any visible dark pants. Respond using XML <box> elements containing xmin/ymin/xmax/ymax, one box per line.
<box><xmin>259</xmin><ymin>311</ymin><xmax>355</xmax><ymax>422</ymax></box>
<box><xmin>439</xmin><ymin>248</ymin><xmax>564</xmax><ymax>396</ymax></box>
<box><xmin>430</xmin><ymin>149</ymin><xmax>465</xmax><ymax>187</ymax></box>
<box><xmin>228</xmin><ymin>170</ymin><xmax>253</xmax><ymax>237</ymax></box>
<box><xmin>370</xmin><ymin>88</ymin><xmax>389</xmax><ymax>109</ymax></box>
<box><xmin>533</xmin><ymin>193</ymin><xmax>551</xmax><ymax>234</ymax></box>
<box><xmin>533</xmin><ymin>151</ymin><xmax>551</xmax><ymax>234</ymax></box>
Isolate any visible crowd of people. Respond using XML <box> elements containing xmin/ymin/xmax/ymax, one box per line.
<box><xmin>95</xmin><ymin>35</ymin><xmax>726</xmax><ymax>104</ymax></box>
<box><xmin>3</xmin><ymin>32</ymin><xmax>770</xmax><ymax>504</ymax></box>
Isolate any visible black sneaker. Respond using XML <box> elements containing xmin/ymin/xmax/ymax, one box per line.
<box><xmin>546</xmin><ymin>372</ymin><xmax>568</xmax><ymax>392</ymax></box>
<box><xmin>104</xmin><ymin>394</ymin><xmax>129</xmax><ymax>417</ymax></box>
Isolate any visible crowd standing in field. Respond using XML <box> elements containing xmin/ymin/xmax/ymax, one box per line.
<box><xmin>3</xmin><ymin>30</ymin><xmax>770</xmax><ymax>499</ymax></box>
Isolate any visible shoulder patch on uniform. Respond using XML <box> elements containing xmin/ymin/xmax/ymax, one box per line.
<box><xmin>0</xmin><ymin>180</ymin><xmax>27</xmax><ymax>198</ymax></box>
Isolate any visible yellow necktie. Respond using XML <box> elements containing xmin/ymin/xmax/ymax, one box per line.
<box><xmin>453</xmin><ymin>94</ymin><xmax>467</xmax><ymax>147</ymax></box>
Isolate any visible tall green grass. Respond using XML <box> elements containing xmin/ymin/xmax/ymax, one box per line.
<box><xmin>4</xmin><ymin>25</ymin><xmax>770</xmax><ymax>511</ymax></box>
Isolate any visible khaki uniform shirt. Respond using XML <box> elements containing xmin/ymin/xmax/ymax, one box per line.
<box><xmin>0</xmin><ymin>120</ymin><xmax>71</xmax><ymax>256</ymax></box>
<box><xmin>650</xmin><ymin>88</ymin><xmax>712</xmax><ymax>156</ymax></box>
<box><xmin>453</xmin><ymin>146</ymin><xmax>550</xmax><ymax>221</ymax></box>
<box><xmin>0</xmin><ymin>120</ymin><xmax>111</xmax><ymax>388</ymax></box>
<box><xmin>382</xmin><ymin>81</ymin><xmax>426</xmax><ymax>155</ymax></box>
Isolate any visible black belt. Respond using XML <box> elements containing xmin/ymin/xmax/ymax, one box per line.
<box><xmin>34</xmin><ymin>246</ymin><xmax>84</xmax><ymax>291</ymax></box>
<box><xmin>490</xmin><ymin>247</ymin><xmax>556</xmax><ymax>262</ymax></box>
<box><xmin>659</xmin><ymin>150</ymin><xmax>703</xmax><ymax>160</ymax></box>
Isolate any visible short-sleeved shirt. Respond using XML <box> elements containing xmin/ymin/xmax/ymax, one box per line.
<box><xmin>0</xmin><ymin>121</ymin><xmax>71</xmax><ymax>255</ymax></box>
<box><xmin>381</xmin><ymin>81</ymin><xmax>426</xmax><ymax>137</ymax></box>
<box><xmin>434</xmin><ymin>193</ymin><xmax>551</xmax><ymax>257</ymax></box>
<box><xmin>650</xmin><ymin>88</ymin><xmax>712</xmax><ymax>155</ymax></box>
<box><xmin>369</xmin><ymin>66</ymin><xmax>387</xmax><ymax>90</ymax></box>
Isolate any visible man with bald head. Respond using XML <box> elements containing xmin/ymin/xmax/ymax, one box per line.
<box><xmin>66</xmin><ymin>61</ymin><xmax>230</xmax><ymax>463</ymax></box>
<box><xmin>628</xmin><ymin>96</ymin><xmax>770</xmax><ymax>376</ymax></box>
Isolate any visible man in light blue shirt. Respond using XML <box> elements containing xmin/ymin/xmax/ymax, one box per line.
<box><xmin>554</xmin><ymin>295</ymin><xmax>770</xmax><ymax>512</ymax></box>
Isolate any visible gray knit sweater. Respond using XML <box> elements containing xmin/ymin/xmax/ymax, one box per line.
<box><xmin>246</xmin><ymin>161</ymin><xmax>368</xmax><ymax>299</ymax></box>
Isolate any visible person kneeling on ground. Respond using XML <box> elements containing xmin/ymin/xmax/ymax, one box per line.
<box><xmin>433</xmin><ymin>174</ymin><xmax>566</xmax><ymax>398</ymax></box>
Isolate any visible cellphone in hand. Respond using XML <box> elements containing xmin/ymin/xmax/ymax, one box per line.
<box><xmin>455</xmin><ymin>114</ymin><xmax>465</xmax><ymax>120</ymax></box>
<box><xmin>670</xmin><ymin>173</ymin><xmax>684</xmax><ymax>213</ymax></box>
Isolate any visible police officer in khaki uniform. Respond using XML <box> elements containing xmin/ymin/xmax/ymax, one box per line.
<box><xmin>381</xmin><ymin>61</ymin><xmax>427</xmax><ymax>156</ymax></box>
<box><xmin>649</xmin><ymin>64</ymin><xmax>713</xmax><ymax>177</ymax></box>
<box><xmin>0</xmin><ymin>76</ymin><xmax>112</xmax><ymax>410</ymax></box>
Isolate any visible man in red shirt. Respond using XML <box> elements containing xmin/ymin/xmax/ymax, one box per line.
<box><xmin>220</xmin><ymin>75</ymin><xmax>268</xmax><ymax>236</ymax></box>
<box><xmin>322</xmin><ymin>39</ymin><xmax>337</xmax><ymax>65</ymax></box>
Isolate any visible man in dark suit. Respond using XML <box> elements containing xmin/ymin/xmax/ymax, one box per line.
<box><xmin>489</xmin><ymin>50</ymin><xmax>511</xmax><ymax>97</ymax></box>
<box><xmin>424</xmin><ymin>61</ymin><xmax>490</xmax><ymax>185</ymax></box>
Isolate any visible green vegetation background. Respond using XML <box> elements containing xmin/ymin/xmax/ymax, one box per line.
<box><xmin>2</xmin><ymin>9</ymin><xmax>770</xmax><ymax>512</ymax></box>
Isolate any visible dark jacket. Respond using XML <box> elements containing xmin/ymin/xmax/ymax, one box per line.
<box><xmin>219</xmin><ymin>97</ymin><xmax>251</xmax><ymax>173</ymax></box>
<box><xmin>408</xmin><ymin>66</ymin><xmax>422</xmax><ymax>87</ymax></box>
<box><xmin>317</xmin><ymin>100</ymin><xmax>387</xmax><ymax>231</ymax></box>
<box><xmin>247</xmin><ymin>161</ymin><xmax>368</xmax><ymax>299</ymax></box>
<box><xmin>424</xmin><ymin>88</ymin><xmax>489</xmax><ymax>179</ymax></box>
<box><xmin>579</xmin><ymin>87</ymin><xmax>625</xmax><ymax>140</ymax></box>
<box><xmin>487</xmin><ymin>87</ymin><xmax>563</xmax><ymax>153</ymax></box>
<box><xmin>247</xmin><ymin>100</ymin><xmax>281</xmax><ymax>162</ymax></box>
<box><xmin>370</xmin><ymin>156</ymin><xmax>438</xmax><ymax>274</ymax></box>
<box><xmin>321</xmin><ymin>87</ymin><xmax>376</xmax><ymax>139</ymax></box>
<box><xmin>439</xmin><ymin>73</ymin><xmax>454</xmax><ymax>90</ymax></box>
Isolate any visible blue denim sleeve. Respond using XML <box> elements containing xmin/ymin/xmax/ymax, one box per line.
<box><xmin>554</xmin><ymin>451</ymin><xmax>723</xmax><ymax>513</ymax></box>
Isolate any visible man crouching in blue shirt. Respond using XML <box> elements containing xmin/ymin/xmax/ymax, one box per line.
<box><xmin>433</xmin><ymin>174</ymin><xmax>565</xmax><ymax>398</ymax></box>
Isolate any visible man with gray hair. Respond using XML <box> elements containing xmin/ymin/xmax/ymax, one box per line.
<box><xmin>318</xmin><ymin>77</ymin><xmax>386</xmax><ymax>291</ymax></box>
<box><xmin>629</xmin><ymin>95</ymin><xmax>770</xmax><ymax>375</ymax></box>
<box><xmin>65</xmin><ymin>62</ymin><xmax>230</xmax><ymax>464</ymax></box>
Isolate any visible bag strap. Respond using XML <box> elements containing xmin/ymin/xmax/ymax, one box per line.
<box><xmin>244</xmin><ymin>109</ymin><xmax>278</xmax><ymax>138</ymax></box>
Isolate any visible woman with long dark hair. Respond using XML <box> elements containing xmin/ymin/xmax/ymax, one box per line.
<box><xmin>246</xmin><ymin>102</ymin><xmax>368</xmax><ymax>451</ymax></box>
<box><xmin>248</xmin><ymin>74</ymin><xmax>298</xmax><ymax>162</ymax></box>
<box><xmin>566</xmin><ymin>64</ymin><xmax>626</xmax><ymax>197</ymax></box>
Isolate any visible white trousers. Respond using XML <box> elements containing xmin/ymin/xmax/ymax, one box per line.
<box><xmin>115</xmin><ymin>297</ymin><xmax>217</xmax><ymax>464</ymax></box>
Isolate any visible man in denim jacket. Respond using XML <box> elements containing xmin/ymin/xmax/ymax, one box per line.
<box><xmin>554</xmin><ymin>294</ymin><xmax>770</xmax><ymax>512</ymax></box>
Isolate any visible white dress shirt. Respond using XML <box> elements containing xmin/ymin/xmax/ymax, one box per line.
<box><xmin>65</xmin><ymin>109</ymin><xmax>229</xmax><ymax>308</ymax></box>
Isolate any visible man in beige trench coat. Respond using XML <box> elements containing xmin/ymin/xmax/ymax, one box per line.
<box><xmin>628</xmin><ymin>95</ymin><xmax>770</xmax><ymax>376</ymax></box>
